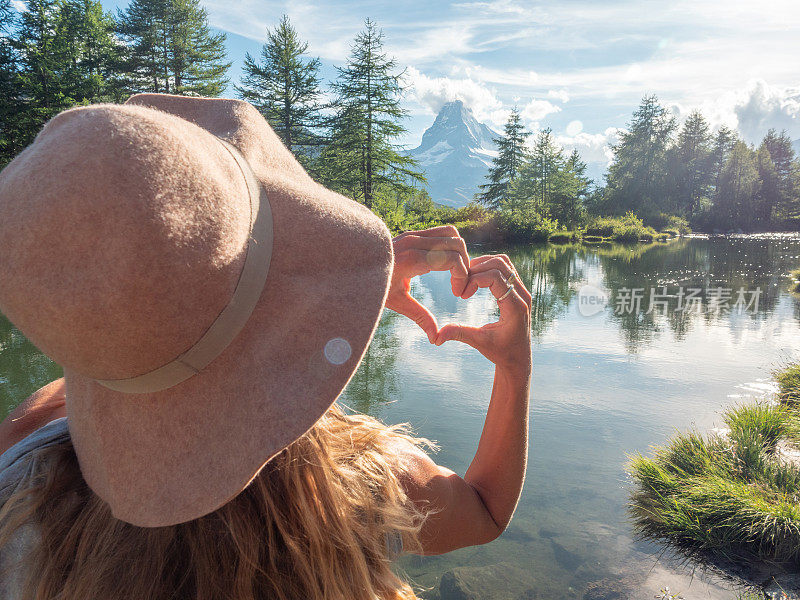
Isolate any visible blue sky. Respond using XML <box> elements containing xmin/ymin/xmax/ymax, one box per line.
<box><xmin>22</xmin><ymin>0</ymin><xmax>800</xmax><ymax>164</ymax></box>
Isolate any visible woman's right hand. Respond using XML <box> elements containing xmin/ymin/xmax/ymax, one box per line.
<box><xmin>435</xmin><ymin>254</ymin><xmax>532</xmax><ymax>378</ymax></box>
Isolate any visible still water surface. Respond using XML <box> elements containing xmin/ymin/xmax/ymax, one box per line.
<box><xmin>2</xmin><ymin>235</ymin><xmax>800</xmax><ymax>599</ymax></box>
<box><xmin>343</xmin><ymin>235</ymin><xmax>800</xmax><ymax>600</ymax></box>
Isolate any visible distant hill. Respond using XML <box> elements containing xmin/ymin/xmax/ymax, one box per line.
<box><xmin>407</xmin><ymin>100</ymin><xmax>499</xmax><ymax>208</ymax></box>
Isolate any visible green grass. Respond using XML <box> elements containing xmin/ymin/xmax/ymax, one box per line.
<box><xmin>629</xmin><ymin>363</ymin><xmax>800</xmax><ymax>570</ymax></box>
<box><xmin>777</xmin><ymin>363</ymin><xmax>800</xmax><ymax>403</ymax></box>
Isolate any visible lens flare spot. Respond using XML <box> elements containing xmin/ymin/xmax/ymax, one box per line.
<box><xmin>324</xmin><ymin>337</ymin><xmax>351</xmax><ymax>365</ymax></box>
<box><xmin>427</xmin><ymin>249</ymin><xmax>448</xmax><ymax>269</ymax></box>
<box><xmin>566</xmin><ymin>120</ymin><xmax>583</xmax><ymax>136</ymax></box>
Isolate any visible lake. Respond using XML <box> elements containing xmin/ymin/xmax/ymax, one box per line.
<box><xmin>343</xmin><ymin>234</ymin><xmax>800</xmax><ymax>600</ymax></box>
<box><xmin>2</xmin><ymin>235</ymin><xmax>800</xmax><ymax>599</ymax></box>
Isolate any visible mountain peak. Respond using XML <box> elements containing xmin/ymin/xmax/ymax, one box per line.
<box><xmin>407</xmin><ymin>101</ymin><xmax>500</xmax><ymax>207</ymax></box>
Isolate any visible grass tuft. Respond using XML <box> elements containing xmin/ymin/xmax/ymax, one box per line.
<box><xmin>629</xmin><ymin>363</ymin><xmax>800</xmax><ymax>568</ymax></box>
<box><xmin>776</xmin><ymin>363</ymin><xmax>800</xmax><ymax>403</ymax></box>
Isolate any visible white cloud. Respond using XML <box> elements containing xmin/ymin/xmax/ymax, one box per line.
<box><xmin>671</xmin><ymin>80</ymin><xmax>800</xmax><ymax>144</ymax></box>
<box><xmin>730</xmin><ymin>81</ymin><xmax>800</xmax><ymax>143</ymax></box>
<box><xmin>548</xmin><ymin>89</ymin><xmax>570</xmax><ymax>103</ymax></box>
<box><xmin>520</xmin><ymin>98</ymin><xmax>561</xmax><ymax>123</ymax></box>
<box><xmin>556</xmin><ymin>127</ymin><xmax>623</xmax><ymax>165</ymax></box>
<box><xmin>404</xmin><ymin>66</ymin><xmax>508</xmax><ymax>126</ymax></box>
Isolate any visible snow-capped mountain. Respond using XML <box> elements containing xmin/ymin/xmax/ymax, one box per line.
<box><xmin>408</xmin><ymin>100</ymin><xmax>500</xmax><ymax>208</ymax></box>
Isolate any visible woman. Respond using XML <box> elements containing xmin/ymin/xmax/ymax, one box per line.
<box><xmin>0</xmin><ymin>95</ymin><xmax>531</xmax><ymax>600</ymax></box>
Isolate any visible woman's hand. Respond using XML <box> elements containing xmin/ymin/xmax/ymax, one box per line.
<box><xmin>435</xmin><ymin>254</ymin><xmax>532</xmax><ymax>377</ymax></box>
<box><xmin>385</xmin><ymin>226</ymin><xmax>470</xmax><ymax>343</ymax></box>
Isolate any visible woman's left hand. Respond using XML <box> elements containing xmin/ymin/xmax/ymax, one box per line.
<box><xmin>385</xmin><ymin>226</ymin><xmax>470</xmax><ymax>343</ymax></box>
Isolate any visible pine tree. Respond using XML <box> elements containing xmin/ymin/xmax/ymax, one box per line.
<box><xmin>760</xmin><ymin>129</ymin><xmax>799</xmax><ymax>226</ymax></box>
<box><xmin>0</xmin><ymin>0</ymin><xmax>22</xmax><ymax>166</ymax></box>
<box><xmin>671</xmin><ymin>111</ymin><xmax>712</xmax><ymax>219</ymax></box>
<box><xmin>755</xmin><ymin>145</ymin><xmax>780</xmax><ymax>228</ymax></box>
<box><xmin>322</xmin><ymin>19</ymin><xmax>423</xmax><ymax>209</ymax></box>
<box><xmin>713</xmin><ymin>141</ymin><xmax>759</xmax><ymax>231</ymax></box>
<box><xmin>477</xmin><ymin>108</ymin><xmax>529</xmax><ymax>210</ymax></box>
<box><xmin>236</xmin><ymin>15</ymin><xmax>322</xmax><ymax>158</ymax></box>
<box><xmin>118</xmin><ymin>0</ymin><xmax>230</xmax><ymax>96</ymax></box>
<box><xmin>709</xmin><ymin>125</ymin><xmax>736</xmax><ymax>194</ymax></box>
<box><xmin>605</xmin><ymin>95</ymin><xmax>676</xmax><ymax>217</ymax></box>
<box><xmin>563</xmin><ymin>149</ymin><xmax>591</xmax><ymax>227</ymax></box>
<box><xmin>8</xmin><ymin>0</ymin><xmax>121</xmax><ymax>158</ymax></box>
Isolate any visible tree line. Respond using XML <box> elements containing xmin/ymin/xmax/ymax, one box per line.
<box><xmin>1</xmin><ymin>0</ymin><xmax>431</xmax><ymax>230</ymax></box>
<box><xmin>2</xmin><ymin>0</ymin><xmax>798</xmax><ymax>235</ymax></box>
<box><xmin>479</xmin><ymin>94</ymin><xmax>800</xmax><ymax>234</ymax></box>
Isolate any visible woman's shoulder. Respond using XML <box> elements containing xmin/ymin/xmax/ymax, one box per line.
<box><xmin>0</xmin><ymin>417</ymin><xmax>69</xmax><ymax>502</ymax></box>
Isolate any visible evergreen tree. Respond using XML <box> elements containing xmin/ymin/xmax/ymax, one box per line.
<box><xmin>713</xmin><ymin>141</ymin><xmax>759</xmax><ymax>231</ymax></box>
<box><xmin>760</xmin><ymin>129</ymin><xmax>799</xmax><ymax>225</ymax></box>
<box><xmin>511</xmin><ymin>128</ymin><xmax>566</xmax><ymax>214</ymax></box>
<box><xmin>322</xmin><ymin>19</ymin><xmax>423</xmax><ymax>209</ymax></box>
<box><xmin>0</xmin><ymin>0</ymin><xmax>22</xmax><ymax>166</ymax></box>
<box><xmin>671</xmin><ymin>111</ymin><xmax>712</xmax><ymax>219</ymax></box>
<box><xmin>605</xmin><ymin>95</ymin><xmax>676</xmax><ymax>217</ymax></box>
<box><xmin>563</xmin><ymin>148</ymin><xmax>591</xmax><ymax>227</ymax></box>
<box><xmin>507</xmin><ymin>130</ymin><xmax>588</xmax><ymax>228</ymax></box>
<box><xmin>236</xmin><ymin>15</ymin><xmax>322</xmax><ymax>158</ymax></box>
<box><xmin>709</xmin><ymin>125</ymin><xmax>736</xmax><ymax>194</ymax></box>
<box><xmin>755</xmin><ymin>145</ymin><xmax>780</xmax><ymax>228</ymax></box>
<box><xmin>118</xmin><ymin>0</ymin><xmax>230</xmax><ymax>96</ymax></box>
<box><xmin>477</xmin><ymin>108</ymin><xmax>529</xmax><ymax>210</ymax></box>
<box><xmin>8</xmin><ymin>0</ymin><xmax>121</xmax><ymax>160</ymax></box>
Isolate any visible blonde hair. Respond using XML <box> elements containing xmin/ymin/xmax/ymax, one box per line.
<box><xmin>0</xmin><ymin>405</ymin><xmax>430</xmax><ymax>600</ymax></box>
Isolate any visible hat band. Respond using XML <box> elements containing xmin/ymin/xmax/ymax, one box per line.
<box><xmin>95</xmin><ymin>139</ymin><xmax>274</xmax><ymax>394</ymax></box>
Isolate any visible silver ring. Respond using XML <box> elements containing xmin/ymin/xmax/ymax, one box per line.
<box><xmin>506</xmin><ymin>272</ymin><xmax>517</xmax><ymax>286</ymax></box>
<box><xmin>497</xmin><ymin>286</ymin><xmax>515</xmax><ymax>302</ymax></box>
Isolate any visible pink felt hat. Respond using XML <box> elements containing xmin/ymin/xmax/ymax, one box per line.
<box><xmin>0</xmin><ymin>94</ymin><xmax>393</xmax><ymax>526</ymax></box>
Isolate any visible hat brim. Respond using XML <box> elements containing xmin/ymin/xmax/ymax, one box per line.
<box><xmin>65</xmin><ymin>94</ymin><xmax>393</xmax><ymax>527</ymax></box>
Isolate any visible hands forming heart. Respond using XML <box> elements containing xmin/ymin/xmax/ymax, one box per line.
<box><xmin>384</xmin><ymin>226</ymin><xmax>532</xmax><ymax>378</ymax></box>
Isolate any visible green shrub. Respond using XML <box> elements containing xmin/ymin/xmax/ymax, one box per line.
<box><xmin>584</xmin><ymin>217</ymin><xmax>617</xmax><ymax>238</ymax></box>
<box><xmin>649</xmin><ymin>213</ymin><xmax>692</xmax><ymax>234</ymax></box>
<box><xmin>583</xmin><ymin>212</ymin><xmax>657</xmax><ymax>242</ymax></box>
<box><xmin>655</xmin><ymin>232</ymin><xmax>670</xmax><ymax>242</ymax></box>
<box><xmin>497</xmin><ymin>210</ymin><xmax>557</xmax><ymax>243</ymax></box>
<box><xmin>661</xmin><ymin>227</ymin><xmax>680</xmax><ymax>238</ymax></box>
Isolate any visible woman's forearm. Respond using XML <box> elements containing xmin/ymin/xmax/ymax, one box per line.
<box><xmin>0</xmin><ymin>378</ymin><xmax>66</xmax><ymax>454</ymax></box>
<box><xmin>463</xmin><ymin>365</ymin><xmax>531</xmax><ymax>530</ymax></box>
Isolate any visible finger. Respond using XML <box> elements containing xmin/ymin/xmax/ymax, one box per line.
<box><xmin>390</xmin><ymin>293</ymin><xmax>439</xmax><ymax>342</ymax></box>
<box><xmin>463</xmin><ymin>256</ymin><xmax>513</xmax><ymax>298</ymax></box>
<box><xmin>434</xmin><ymin>323</ymin><xmax>486</xmax><ymax>349</ymax></box>
<box><xmin>464</xmin><ymin>258</ymin><xmax>532</xmax><ymax>308</ymax></box>
<box><xmin>395</xmin><ymin>235</ymin><xmax>470</xmax><ymax>293</ymax></box>
<box><xmin>470</xmin><ymin>255</ymin><xmax>531</xmax><ymax>308</ymax></box>
<box><xmin>398</xmin><ymin>248</ymin><xmax>469</xmax><ymax>290</ymax></box>
<box><xmin>465</xmin><ymin>269</ymin><xmax>528</xmax><ymax>319</ymax></box>
<box><xmin>395</xmin><ymin>225</ymin><xmax>462</xmax><ymax>239</ymax></box>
